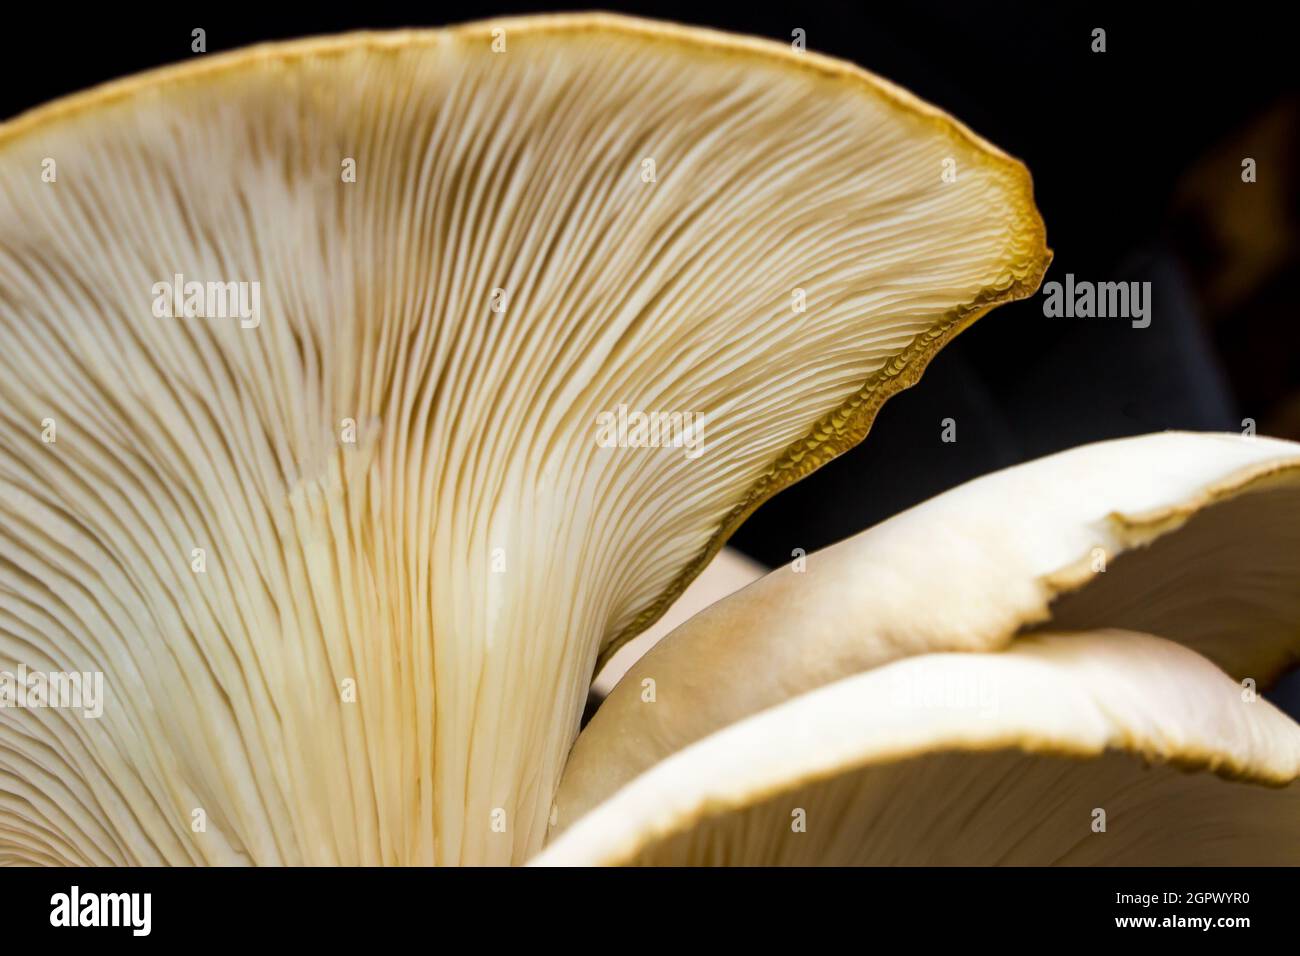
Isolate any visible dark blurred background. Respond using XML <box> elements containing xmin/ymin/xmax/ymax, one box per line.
<box><xmin>3</xmin><ymin>3</ymin><xmax>1297</xmax><ymax>701</ymax></box>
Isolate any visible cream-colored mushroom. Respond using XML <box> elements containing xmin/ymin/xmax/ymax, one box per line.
<box><xmin>0</xmin><ymin>15</ymin><xmax>1047</xmax><ymax>864</ymax></box>
<box><xmin>537</xmin><ymin>629</ymin><xmax>1300</xmax><ymax>865</ymax></box>
<box><xmin>555</xmin><ymin>432</ymin><xmax>1300</xmax><ymax>836</ymax></box>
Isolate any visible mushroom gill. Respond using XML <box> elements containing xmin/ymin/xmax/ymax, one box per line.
<box><xmin>0</xmin><ymin>15</ymin><xmax>1047</xmax><ymax>864</ymax></box>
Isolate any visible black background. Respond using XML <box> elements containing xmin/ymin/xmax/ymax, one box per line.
<box><xmin>4</xmin><ymin>864</ymin><xmax>1289</xmax><ymax>939</ymax></box>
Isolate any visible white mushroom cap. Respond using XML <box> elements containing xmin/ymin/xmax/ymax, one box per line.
<box><xmin>536</xmin><ymin>629</ymin><xmax>1300</xmax><ymax>866</ymax></box>
<box><xmin>556</xmin><ymin>432</ymin><xmax>1300</xmax><ymax>833</ymax></box>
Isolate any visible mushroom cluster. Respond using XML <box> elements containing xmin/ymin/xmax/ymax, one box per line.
<box><xmin>0</xmin><ymin>14</ymin><xmax>1294</xmax><ymax>866</ymax></box>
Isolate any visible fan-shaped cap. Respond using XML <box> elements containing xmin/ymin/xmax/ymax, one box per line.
<box><xmin>0</xmin><ymin>15</ymin><xmax>1047</xmax><ymax>864</ymax></box>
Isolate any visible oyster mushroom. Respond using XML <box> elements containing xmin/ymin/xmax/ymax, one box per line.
<box><xmin>0</xmin><ymin>15</ymin><xmax>1047</xmax><ymax>864</ymax></box>
<box><xmin>537</xmin><ymin>629</ymin><xmax>1300</xmax><ymax>866</ymax></box>
<box><xmin>547</xmin><ymin>432</ymin><xmax>1300</xmax><ymax>864</ymax></box>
